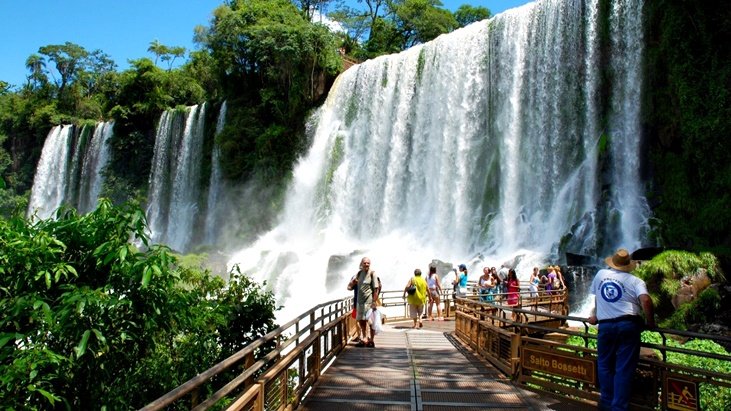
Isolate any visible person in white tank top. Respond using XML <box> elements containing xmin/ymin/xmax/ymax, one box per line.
<box><xmin>426</xmin><ymin>265</ymin><xmax>443</xmax><ymax>321</ymax></box>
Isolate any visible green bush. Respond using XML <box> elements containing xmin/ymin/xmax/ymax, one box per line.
<box><xmin>634</xmin><ymin>250</ymin><xmax>725</xmax><ymax>321</ymax></box>
<box><xmin>0</xmin><ymin>200</ymin><xmax>277</xmax><ymax>409</ymax></box>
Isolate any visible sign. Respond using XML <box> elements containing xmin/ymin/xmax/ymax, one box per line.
<box><xmin>665</xmin><ymin>376</ymin><xmax>699</xmax><ymax>411</ymax></box>
<box><xmin>521</xmin><ymin>346</ymin><xmax>595</xmax><ymax>384</ymax></box>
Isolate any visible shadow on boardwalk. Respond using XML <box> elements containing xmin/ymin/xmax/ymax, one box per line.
<box><xmin>299</xmin><ymin>319</ymin><xmax>587</xmax><ymax>411</ymax></box>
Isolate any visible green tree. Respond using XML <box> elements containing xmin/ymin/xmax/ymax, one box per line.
<box><xmin>0</xmin><ymin>200</ymin><xmax>277</xmax><ymax>408</ymax></box>
<box><xmin>454</xmin><ymin>4</ymin><xmax>490</xmax><ymax>27</ymax></box>
<box><xmin>392</xmin><ymin>0</ymin><xmax>458</xmax><ymax>48</ymax></box>
<box><xmin>24</xmin><ymin>54</ymin><xmax>48</xmax><ymax>91</ymax></box>
<box><xmin>38</xmin><ymin>42</ymin><xmax>89</xmax><ymax>98</ymax></box>
<box><xmin>147</xmin><ymin>39</ymin><xmax>167</xmax><ymax>66</ymax></box>
<box><xmin>149</xmin><ymin>40</ymin><xmax>187</xmax><ymax>71</ymax></box>
<box><xmin>196</xmin><ymin>0</ymin><xmax>341</xmax><ymax>181</ymax></box>
<box><xmin>331</xmin><ymin>0</ymin><xmax>458</xmax><ymax>58</ymax></box>
<box><xmin>163</xmin><ymin>45</ymin><xmax>187</xmax><ymax>70</ymax></box>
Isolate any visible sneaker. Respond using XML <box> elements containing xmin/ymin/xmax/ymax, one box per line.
<box><xmin>366</xmin><ymin>340</ymin><xmax>375</xmax><ymax>348</ymax></box>
<box><xmin>438</xmin><ymin>317</ymin><xmax>444</xmax><ymax>321</ymax></box>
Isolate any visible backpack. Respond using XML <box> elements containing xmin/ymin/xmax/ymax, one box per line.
<box><xmin>553</xmin><ymin>276</ymin><xmax>562</xmax><ymax>289</ymax></box>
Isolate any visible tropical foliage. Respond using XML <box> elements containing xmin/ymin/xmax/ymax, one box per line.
<box><xmin>0</xmin><ymin>200</ymin><xmax>277</xmax><ymax>409</ymax></box>
<box><xmin>634</xmin><ymin>250</ymin><xmax>725</xmax><ymax>329</ymax></box>
<box><xmin>644</xmin><ymin>0</ymin><xmax>731</xmax><ymax>266</ymax></box>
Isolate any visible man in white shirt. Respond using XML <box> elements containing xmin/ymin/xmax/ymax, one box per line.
<box><xmin>588</xmin><ymin>249</ymin><xmax>655</xmax><ymax>411</ymax></box>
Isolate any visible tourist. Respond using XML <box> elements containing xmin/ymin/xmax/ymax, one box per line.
<box><xmin>588</xmin><ymin>249</ymin><xmax>655</xmax><ymax>411</ymax></box>
<box><xmin>445</xmin><ymin>268</ymin><xmax>458</xmax><ymax>295</ymax></box>
<box><xmin>506</xmin><ymin>269</ymin><xmax>520</xmax><ymax>306</ymax></box>
<box><xmin>545</xmin><ymin>266</ymin><xmax>557</xmax><ymax>294</ymax></box>
<box><xmin>454</xmin><ymin>264</ymin><xmax>468</xmax><ymax>298</ymax></box>
<box><xmin>347</xmin><ymin>257</ymin><xmax>379</xmax><ymax>347</ymax></box>
<box><xmin>403</xmin><ymin>268</ymin><xmax>428</xmax><ymax>329</ymax></box>
<box><xmin>554</xmin><ymin>265</ymin><xmax>566</xmax><ymax>291</ymax></box>
<box><xmin>497</xmin><ymin>264</ymin><xmax>508</xmax><ymax>293</ymax></box>
<box><xmin>478</xmin><ymin>267</ymin><xmax>493</xmax><ymax>302</ymax></box>
<box><xmin>529</xmin><ymin>267</ymin><xmax>540</xmax><ymax>298</ymax></box>
<box><xmin>427</xmin><ymin>265</ymin><xmax>443</xmax><ymax>320</ymax></box>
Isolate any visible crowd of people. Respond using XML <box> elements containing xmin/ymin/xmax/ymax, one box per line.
<box><xmin>347</xmin><ymin>249</ymin><xmax>656</xmax><ymax>410</ymax></box>
<box><xmin>347</xmin><ymin>258</ymin><xmax>570</xmax><ymax>347</ymax></box>
<box><xmin>474</xmin><ymin>264</ymin><xmax>567</xmax><ymax>304</ymax></box>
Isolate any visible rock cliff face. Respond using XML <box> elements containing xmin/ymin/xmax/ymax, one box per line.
<box><xmin>672</xmin><ymin>270</ymin><xmax>712</xmax><ymax>308</ymax></box>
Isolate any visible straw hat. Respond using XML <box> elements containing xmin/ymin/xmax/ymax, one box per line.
<box><xmin>605</xmin><ymin>249</ymin><xmax>637</xmax><ymax>272</ymax></box>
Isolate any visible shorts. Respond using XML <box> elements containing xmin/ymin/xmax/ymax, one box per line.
<box><xmin>409</xmin><ymin>304</ymin><xmax>424</xmax><ymax>319</ymax></box>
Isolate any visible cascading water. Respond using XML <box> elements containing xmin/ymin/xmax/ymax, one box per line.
<box><xmin>77</xmin><ymin>122</ymin><xmax>115</xmax><ymax>213</ymax></box>
<box><xmin>28</xmin><ymin>125</ymin><xmax>74</xmax><ymax>219</ymax></box>
<box><xmin>204</xmin><ymin>101</ymin><xmax>227</xmax><ymax>245</ymax></box>
<box><xmin>608</xmin><ymin>0</ymin><xmax>650</xmax><ymax>251</ymax></box>
<box><xmin>27</xmin><ymin>122</ymin><xmax>115</xmax><ymax>220</ymax></box>
<box><xmin>146</xmin><ymin>104</ymin><xmax>207</xmax><ymax>252</ymax></box>
<box><xmin>228</xmin><ymin>0</ymin><xmax>650</xmax><ymax>322</ymax></box>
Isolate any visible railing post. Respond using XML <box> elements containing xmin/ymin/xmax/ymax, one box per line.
<box><xmin>256</xmin><ymin>381</ymin><xmax>265</xmax><ymax>411</ymax></box>
<box><xmin>510</xmin><ymin>332</ymin><xmax>521</xmax><ymax>377</ymax></box>
<box><xmin>313</xmin><ymin>330</ymin><xmax>322</xmax><ymax>381</ymax></box>
<box><xmin>245</xmin><ymin>351</ymin><xmax>255</xmax><ymax>387</ymax></box>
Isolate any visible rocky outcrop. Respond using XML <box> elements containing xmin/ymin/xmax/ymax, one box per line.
<box><xmin>671</xmin><ymin>269</ymin><xmax>712</xmax><ymax>308</ymax></box>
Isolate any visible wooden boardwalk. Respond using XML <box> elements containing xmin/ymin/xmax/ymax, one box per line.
<box><xmin>299</xmin><ymin>319</ymin><xmax>571</xmax><ymax>411</ymax></box>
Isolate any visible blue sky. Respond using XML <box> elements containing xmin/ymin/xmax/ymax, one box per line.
<box><xmin>0</xmin><ymin>0</ymin><xmax>532</xmax><ymax>88</ymax></box>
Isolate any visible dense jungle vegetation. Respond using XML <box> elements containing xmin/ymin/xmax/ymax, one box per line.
<box><xmin>644</xmin><ymin>0</ymin><xmax>731</xmax><ymax>266</ymax></box>
<box><xmin>0</xmin><ymin>0</ymin><xmax>730</xmax><ymax>408</ymax></box>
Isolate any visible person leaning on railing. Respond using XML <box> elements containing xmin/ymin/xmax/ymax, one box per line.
<box><xmin>588</xmin><ymin>249</ymin><xmax>656</xmax><ymax>411</ymax></box>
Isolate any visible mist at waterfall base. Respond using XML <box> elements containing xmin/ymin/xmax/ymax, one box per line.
<box><xmin>228</xmin><ymin>0</ymin><xmax>650</xmax><ymax>324</ymax></box>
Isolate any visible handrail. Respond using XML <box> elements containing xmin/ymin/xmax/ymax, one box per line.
<box><xmin>141</xmin><ymin>297</ymin><xmax>354</xmax><ymax>410</ymax></box>
<box><xmin>141</xmin><ymin>290</ymin><xmax>430</xmax><ymax>410</ymax></box>
<box><xmin>453</xmin><ymin>295</ymin><xmax>731</xmax><ymax>410</ymax></box>
<box><xmin>144</xmin><ymin>285</ymin><xmax>730</xmax><ymax>410</ymax></box>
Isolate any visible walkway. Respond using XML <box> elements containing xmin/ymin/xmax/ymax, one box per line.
<box><xmin>299</xmin><ymin>319</ymin><xmax>566</xmax><ymax>411</ymax></box>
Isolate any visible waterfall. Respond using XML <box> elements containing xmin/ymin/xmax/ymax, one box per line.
<box><xmin>146</xmin><ymin>104</ymin><xmax>207</xmax><ymax>252</ymax></box>
<box><xmin>228</xmin><ymin>0</ymin><xmax>649</xmax><ymax>321</ymax></box>
<box><xmin>27</xmin><ymin>121</ymin><xmax>114</xmax><ymax>220</ymax></box>
<box><xmin>77</xmin><ymin>122</ymin><xmax>114</xmax><ymax>213</ymax></box>
<box><xmin>608</xmin><ymin>0</ymin><xmax>650</xmax><ymax>251</ymax></box>
<box><xmin>27</xmin><ymin>125</ymin><xmax>74</xmax><ymax>219</ymax></box>
<box><xmin>204</xmin><ymin>101</ymin><xmax>227</xmax><ymax>245</ymax></box>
